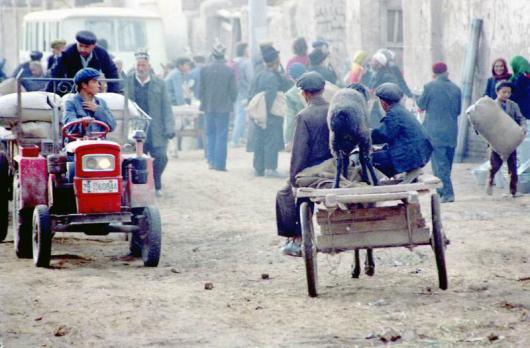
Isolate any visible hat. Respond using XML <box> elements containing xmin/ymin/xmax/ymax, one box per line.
<box><xmin>30</xmin><ymin>51</ymin><xmax>43</xmax><ymax>61</ymax></box>
<box><xmin>75</xmin><ymin>30</ymin><xmax>97</xmax><ymax>45</ymax></box>
<box><xmin>432</xmin><ymin>62</ymin><xmax>448</xmax><ymax>74</ymax></box>
<box><xmin>375</xmin><ymin>82</ymin><xmax>403</xmax><ymax>103</ymax></box>
<box><xmin>74</xmin><ymin>67</ymin><xmax>101</xmax><ymax>85</ymax></box>
<box><xmin>296</xmin><ymin>71</ymin><xmax>325</xmax><ymax>93</ymax></box>
<box><xmin>309</xmin><ymin>48</ymin><xmax>328</xmax><ymax>66</ymax></box>
<box><xmin>261</xmin><ymin>45</ymin><xmax>279</xmax><ymax>64</ymax></box>
<box><xmin>288</xmin><ymin>63</ymin><xmax>306</xmax><ymax>81</ymax></box>
<box><xmin>312</xmin><ymin>39</ymin><xmax>328</xmax><ymax>49</ymax></box>
<box><xmin>134</xmin><ymin>50</ymin><xmax>150</xmax><ymax>61</ymax></box>
<box><xmin>212</xmin><ymin>41</ymin><xmax>226</xmax><ymax>58</ymax></box>
<box><xmin>51</xmin><ymin>39</ymin><xmax>66</xmax><ymax>49</ymax></box>
<box><xmin>377</xmin><ymin>48</ymin><xmax>396</xmax><ymax>62</ymax></box>
<box><xmin>372</xmin><ymin>52</ymin><xmax>387</xmax><ymax>66</ymax></box>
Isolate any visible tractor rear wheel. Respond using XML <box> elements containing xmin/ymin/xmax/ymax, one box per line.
<box><xmin>32</xmin><ymin>205</ymin><xmax>52</xmax><ymax>268</ymax></box>
<box><xmin>138</xmin><ymin>206</ymin><xmax>161</xmax><ymax>267</ymax></box>
<box><xmin>0</xmin><ymin>152</ymin><xmax>8</xmax><ymax>242</ymax></box>
<box><xmin>13</xmin><ymin>175</ymin><xmax>33</xmax><ymax>258</ymax></box>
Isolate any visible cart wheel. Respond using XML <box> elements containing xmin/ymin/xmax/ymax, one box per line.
<box><xmin>12</xmin><ymin>175</ymin><xmax>33</xmax><ymax>258</ymax></box>
<box><xmin>0</xmin><ymin>152</ymin><xmax>8</xmax><ymax>242</ymax></box>
<box><xmin>140</xmin><ymin>206</ymin><xmax>161</xmax><ymax>267</ymax></box>
<box><xmin>431</xmin><ymin>193</ymin><xmax>448</xmax><ymax>290</ymax></box>
<box><xmin>32</xmin><ymin>205</ymin><xmax>52</xmax><ymax>268</ymax></box>
<box><xmin>300</xmin><ymin>202</ymin><xmax>318</xmax><ymax>297</ymax></box>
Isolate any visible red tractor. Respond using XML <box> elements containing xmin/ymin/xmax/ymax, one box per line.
<box><xmin>0</xmin><ymin>77</ymin><xmax>162</xmax><ymax>267</ymax></box>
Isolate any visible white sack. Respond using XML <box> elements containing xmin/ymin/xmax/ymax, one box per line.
<box><xmin>466</xmin><ymin>96</ymin><xmax>525</xmax><ymax>159</ymax></box>
<box><xmin>20</xmin><ymin>121</ymin><xmax>52</xmax><ymax>138</ymax></box>
<box><xmin>0</xmin><ymin>92</ymin><xmax>60</xmax><ymax>123</ymax></box>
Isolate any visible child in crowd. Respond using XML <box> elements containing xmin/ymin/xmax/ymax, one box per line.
<box><xmin>486</xmin><ymin>80</ymin><xmax>527</xmax><ymax>197</ymax></box>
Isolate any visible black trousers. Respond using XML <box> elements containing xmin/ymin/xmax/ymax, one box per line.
<box><xmin>489</xmin><ymin>150</ymin><xmax>518</xmax><ymax>195</ymax></box>
<box><xmin>372</xmin><ymin>149</ymin><xmax>398</xmax><ymax>178</ymax></box>
<box><xmin>144</xmin><ymin>143</ymin><xmax>168</xmax><ymax>190</ymax></box>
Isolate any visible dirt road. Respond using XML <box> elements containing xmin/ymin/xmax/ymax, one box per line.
<box><xmin>1</xmin><ymin>148</ymin><xmax>529</xmax><ymax>347</ymax></box>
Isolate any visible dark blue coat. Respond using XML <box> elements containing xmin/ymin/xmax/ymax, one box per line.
<box><xmin>368</xmin><ymin>66</ymin><xmax>398</xmax><ymax>89</ymax></box>
<box><xmin>512</xmin><ymin>74</ymin><xmax>530</xmax><ymax>119</ymax></box>
<box><xmin>483</xmin><ymin>74</ymin><xmax>513</xmax><ymax>100</ymax></box>
<box><xmin>417</xmin><ymin>75</ymin><xmax>462</xmax><ymax>147</ymax></box>
<box><xmin>372</xmin><ymin>104</ymin><xmax>433</xmax><ymax>174</ymax></box>
<box><xmin>50</xmin><ymin>44</ymin><xmax>120</xmax><ymax>93</ymax></box>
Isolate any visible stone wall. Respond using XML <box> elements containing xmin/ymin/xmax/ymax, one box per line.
<box><xmin>403</xmin><ymin>0</ymin><xmax>530</xmax><ymax>160</ymax></box>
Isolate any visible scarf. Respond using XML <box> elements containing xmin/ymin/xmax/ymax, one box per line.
<box><xmin>510</xmin><ymin>55</ymin><xmax>530</xmax><ymax>81</ymax></box>
<box><xmin>491</xmin><ymin>58</ymin><xmax>511</xmax><ymax>80</ymax></box>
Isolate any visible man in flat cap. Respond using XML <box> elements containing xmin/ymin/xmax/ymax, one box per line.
<box><xmin>276</xmin><ymin>71</ymin><xmax>332</xmax><ymax>256</ymax></box>
<box><xmin>12</xmin><ymin>50</ymin><xmax>43</xmax><ymax>80</ymax></box>
<box><xmin>63</xmin><ymin>67</ymin><xmax>115</xmax><ymax>137</ymax></box>
<box><xmin>248</xmin><ymin>43</ymin><xmax>292</xmax><ymax>177</ymax></box>
<box><xmin>417</xmin><ymin>62</ymin><xmax>462</xmax><ymax>203</ymax></box>
<box><xmin>308</xmin><ymin>48</ymin><xmax>337</xmax><ymax>84</ymax></box>
<box><xmin>371</xmin><ymin>82</ymin><xmax>432</xmax><ymax>180</ymax></box>
<box><xmin>199</xmin><ymin>42</ymin><xmax>238</xmax><ymax>171</ymax></box>
<box><xmin>49</xmin><ymin>30</ymin><xmax>120</xmax><ymax>94</ymax></box>
<box><xmin>47</xmin><ymin>39</ymin><xmax>66</xmax><ymax>73</ymax></box>
<box><xmin>126</xmin><ymin>51</ymin><xmax>175</xmax><ymax>198</ymax></box>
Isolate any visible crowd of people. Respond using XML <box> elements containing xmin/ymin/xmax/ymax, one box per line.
<box><xmin>1</xmin><ymin>32</ymin><xmax>530</xmax><ymax>257</ymax></box>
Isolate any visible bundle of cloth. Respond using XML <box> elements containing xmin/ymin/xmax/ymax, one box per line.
<box><xmin>295</xmin><ymin>157</ymin><xmax>367</xmax><ymax>189</ymax></box>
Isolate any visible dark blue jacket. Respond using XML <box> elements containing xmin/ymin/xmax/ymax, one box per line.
<box><xmin>372</xmin><ymin>104</ymin><xmax>433</xmax><ymax>174</ymax></box>
<box><xmin>50</xmin><ymin>44</ymin><xmax>120</xmax><ymax>93</ymax></box>
<box><xmin>417</xmin><ymin>75</ymin><xmax>462</xmax><ymax>147</ymax></box>
<box><xmin>512</xmin><ymin>74</ymin><xmax>530</xmax><ymax>119</ymax></box>
<box><xmin>368</xmin><ymin>66</ymin><xmax>398</xmax><ymax>89</ymax></box>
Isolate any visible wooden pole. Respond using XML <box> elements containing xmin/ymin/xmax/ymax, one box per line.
<box><xmin>455</xmin><ymin>18</ymin><xmax>483</xmax><ymax>163</ymax></box>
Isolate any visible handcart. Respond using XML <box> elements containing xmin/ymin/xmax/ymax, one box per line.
<box><xmin>295</xmin><ymin>175</ymin><xmax>448</xmax><ymax>297</ymax></box>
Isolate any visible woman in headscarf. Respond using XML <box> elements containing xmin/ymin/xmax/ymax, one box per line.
<box><xmin>510</xmin><ymin>55</ymin><xmax>530</xmax><ymax>119</ymax></box>
<box><xmin>344</xmin><ymin>50</ymin><xmax>368</xmax><ymax>84</ymax></box>
<box><xmin>483</xmin><ymin>58</ymin><xmax>511</xmax><ymax>99</ymax></box>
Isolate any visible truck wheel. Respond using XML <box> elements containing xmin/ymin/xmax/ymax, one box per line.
<box><xmin>431</xmin><ymin>193</ymin><xmax>448</xmax><ymax>290</ymax></box>
<box><xmin>139</xmin><ymin>206</ymin><xmax>161</xmax><ymax>267</ymax></box>
<box><xmin>32</xmin><ymin>205</ymin><xmax>52</xmax><ymax>268</ymax></box>
<box><xmin>12</xmin><ymin>175</ymin><xmax>33</xmax><ymax>258</ymax></box>
<box><xmin>0</xmin><ymin>152</ymin><xmax>8</xmax><ymax>242</ymax></box>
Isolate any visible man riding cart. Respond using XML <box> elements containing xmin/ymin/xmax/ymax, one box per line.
<box><xmin>0</xmin><ymin>68</ymin><xmax>162</xmax><ymax>268</ymax></box>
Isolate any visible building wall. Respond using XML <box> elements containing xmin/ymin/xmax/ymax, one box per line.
<box><xmin>403</xmin><ymin>0</ymin><xmax>530</xmax><ymax>160</ymax></box>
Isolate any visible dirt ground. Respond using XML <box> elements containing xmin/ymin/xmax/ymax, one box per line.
<box><xmin>1</xmin><ymin>147</ymin><xmax>529</xmax><ymax>347</ymax></box>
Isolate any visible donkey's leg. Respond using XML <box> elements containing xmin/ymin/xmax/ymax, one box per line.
<box><xmin>365</xmin><ymin>248</ymin><xmax>375</xmax><ymax>276</ymax></box>
<box><xmin>351</xmin><ymin>249</ymin><xmax>361</xmax><ymax>278</ymax></box>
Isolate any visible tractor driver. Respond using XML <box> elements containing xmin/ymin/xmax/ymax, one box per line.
<box><xmin>63</xmin><ymin>67</ymin><xmax>116</xmax><ymax>139</ymax></box>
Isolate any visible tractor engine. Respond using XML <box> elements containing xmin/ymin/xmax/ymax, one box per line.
<box><xmin>69</xmin><ymin>141</ymin><xmax>122</xmax><ymax>214</ymax></box>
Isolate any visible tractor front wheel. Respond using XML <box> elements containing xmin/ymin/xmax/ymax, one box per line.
<box><xmin>32</xmin><ymin>205</ymin><xmax>52</xmax><ymax>268</ymax></box>
<box><xmin>137</xmin><ymin>206</ymin><xmax>161</xmax><ymax>267</ymax></box>
<box><xmin>0</xmin><ymin>152</ymin><xmax>9</xmax><ymax>242</ymax></box>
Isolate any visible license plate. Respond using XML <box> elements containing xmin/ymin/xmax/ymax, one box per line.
<box><xmin>82</xmin><ymin>179</ymin><xmax>119</xmax><ymax>193</ymax></box>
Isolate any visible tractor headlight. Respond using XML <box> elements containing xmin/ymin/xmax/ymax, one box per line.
<box><xmin>82</xmin><ymin>154</ymin><xmax>115</xmax><ymax>172</ymax></box>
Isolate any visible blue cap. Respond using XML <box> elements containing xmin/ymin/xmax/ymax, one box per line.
<box><xmin>74</xmin><ymin>67</ymin><xmax>101</xmax><ymax>85</ymax></box>
<box><xmin>287</xmin><ymin>63</ymin><xmax>306</xmax><ymax>81</ymax></box>
<box><xmin>296</xmin><ymin>71</ymin><xmax>325</xmax><ymax>92</ymax></box>
<box><xmin>30</xmin><ymin>51</ymin><xmax>43</xmax><ymax>61</ymax></box>
<box><xmin>76</xmin><ymin>30</ymin><xmax>97</xmax><ymax>45</ymax></box>
<box><xmin>375</xmin><ymin>82</ymin><xmax>403</xmax><ymax>103</ymax></box>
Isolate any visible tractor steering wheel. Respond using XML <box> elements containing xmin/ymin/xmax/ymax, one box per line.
<box><xmin>62</xmin><ymin>118</ymin><xmax>110</xmax><ymax>141</ymax></box>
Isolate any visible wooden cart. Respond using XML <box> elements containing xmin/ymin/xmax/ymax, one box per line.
<box><xmin>171</xmin><ymin>105</ymin><xmax>204</xmax><ymax>158</ymax></box>
<box><xmin>295</xmin><ymin>175</ymin><xmax>448</xmax><ymax>297</ymax></box>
